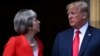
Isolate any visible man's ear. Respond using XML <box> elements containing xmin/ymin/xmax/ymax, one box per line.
<box><xmin>82</xmin><ymin>12</ymin><xmax>87</xmax><ymax>19</ymax></box>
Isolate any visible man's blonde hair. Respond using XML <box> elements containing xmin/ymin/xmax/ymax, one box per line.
<box><xmin>66</xmin><ymin>1</ymin><xmax>88</xmax><ymax>13</ymax></box>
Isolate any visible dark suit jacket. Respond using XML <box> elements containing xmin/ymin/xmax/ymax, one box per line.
<box><xmin>3</xmin><ymin>34</ymin><xmax>43</xmax><ymax>56</ymax></box>
<box><xmin>52</xmin><ymin>26</ymin><xmax>100</xmax><ymax>56</ymax></box>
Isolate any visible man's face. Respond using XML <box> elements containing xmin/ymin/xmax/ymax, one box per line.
<box><xmin>67</xmin><ymin>6</ymin><xmax>85</xmax><ymax>28</ymax></box>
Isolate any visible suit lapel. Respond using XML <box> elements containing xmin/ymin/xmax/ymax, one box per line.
<box><xmin>79</xmin><ymin>26</ymin><xmax>93</xmax><ymax>56</ymax></box>
<box><xmin>66</xmin><ymin>28</ymin><xmax>74</xmax><ymax>56</ymax></box>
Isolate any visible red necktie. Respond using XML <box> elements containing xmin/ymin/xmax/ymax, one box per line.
<box><xmin>73</xmin><ymin>29</ymin><xmax>80</xmax><ymax>56</ymax></box>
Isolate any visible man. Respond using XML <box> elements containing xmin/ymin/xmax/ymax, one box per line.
<box><xmin>52</xmin><ymin>1</ymin><xmax>100</xmax><ymax>56</ymax></box>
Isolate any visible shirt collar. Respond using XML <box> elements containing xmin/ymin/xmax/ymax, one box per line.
<box><xmin>74</xmin><ymin>22</ymin><xmax>89</xmax><ymax>34</ymax></box>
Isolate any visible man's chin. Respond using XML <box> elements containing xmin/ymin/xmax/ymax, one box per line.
<box><xmin>70</xmin><ymin>24</ymin><xmax>77</xmax><ymax>28</ymax></box>
<box><xmin>70</xmin><ymin>24</ymin><xmax>75</xmax><ymax>27</ymax></box>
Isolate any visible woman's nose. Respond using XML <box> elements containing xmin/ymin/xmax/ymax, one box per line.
<box><xmin>38</xmin><ymin>20</ymin><xmax>40</xmax><ymax>24</ymax></box>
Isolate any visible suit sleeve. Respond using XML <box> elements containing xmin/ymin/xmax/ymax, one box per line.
<box><xmin>3</xmin><ymin>37</ymin><xmax>15</xmax><ymax>56</ymax></box>
<box><xmin>51</xmin><ymin>34</ymin><xmax>60</xmax><ymax>56</ymax></box>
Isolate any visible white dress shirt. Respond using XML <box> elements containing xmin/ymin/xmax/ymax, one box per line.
<box><xmin>29</xmin><ymin>40</ymin><xmax>38</xmax><ymax>56</ymax></box>
<box><xmin>73</xmin><ymin>22</ymin><xmax>89</xmax><ymax>51</ymax></box>
<box><xmin>33</xmin><ymin>49</ymin><xmax>38</xmax><ymax>56</ymax></box>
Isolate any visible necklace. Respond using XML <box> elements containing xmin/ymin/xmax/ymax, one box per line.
<box><xmin>30</xmin><ymin>39</ymin><xmax>36</xmax><ymax>47</ymax></box>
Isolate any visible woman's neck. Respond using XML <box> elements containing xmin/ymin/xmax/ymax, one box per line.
<box><xmin>25</xmin><ymin>31</ymin><xmax>36</xmax><ymax>44</ymax></box>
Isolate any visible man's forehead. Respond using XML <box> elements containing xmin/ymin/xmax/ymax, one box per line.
<box><xmin>67</xmin><ymin>6</ymin><xmax>81</xmax><ymax>12</ymax></box>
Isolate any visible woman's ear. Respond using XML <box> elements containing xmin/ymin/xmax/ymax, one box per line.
<box><xmin>28</xmin><ymin>27</ymin><xmax>33</xmax><ymax>30</ymax></box>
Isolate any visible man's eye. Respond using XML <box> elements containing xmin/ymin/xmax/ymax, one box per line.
<box><xmin>71</xmin><ymin>12</ymin><xmax>75</xmax><ymax>14</ymax></box>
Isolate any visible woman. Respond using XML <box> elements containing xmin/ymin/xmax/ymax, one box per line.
<box><xmin>3</xmin><ymin>9</ymin><xmax>43</xmax><ymax>56</ymax></box>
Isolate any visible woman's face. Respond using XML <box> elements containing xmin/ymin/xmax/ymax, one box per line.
<box><xmin>29</xmin><ymin>17</ymin><xmax>40</xmax><ymax>33</ymax></box>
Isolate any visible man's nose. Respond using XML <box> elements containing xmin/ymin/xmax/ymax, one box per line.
<box><xmin>68</xmin><ymin>14</ymin><xmax>72</xmax><ymax>19</ymax></box>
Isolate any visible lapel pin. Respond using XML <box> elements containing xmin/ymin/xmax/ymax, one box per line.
<box><xmin>88</xmin><ymin>33</ymin><xmax>91</xmax><ymax>36</ymax></box>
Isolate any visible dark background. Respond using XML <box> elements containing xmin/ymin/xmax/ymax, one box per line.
<box><xmin>0</xmin><ymin>0</ymin><xmax>77</xmax><ymax>56</ymax></box>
